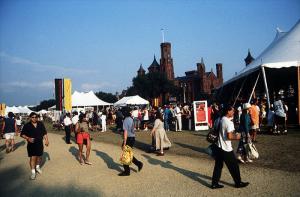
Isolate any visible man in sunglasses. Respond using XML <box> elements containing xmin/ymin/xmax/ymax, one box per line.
<box><xmin>21</xmin><ymin>112</ymin><xmax>49</xmax><ymax>180</ymax></box>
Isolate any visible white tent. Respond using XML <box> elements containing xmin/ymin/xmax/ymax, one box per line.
<box><xmin>217</xmin><ymin>19</ymin><xmax>300</xmax><ymax>124</ymax></box>
<box><xmin>223</xmin><ymin>19</ymin><xmax>300</xmax><ymax>87</ymax></box>
<box><xmin>72</xmin><ymin>91</ymin><xmax>112</xmax><ymax>107</ymax></box>
<box><xmin>5</xmin><ymin>106</ymin><xmax>20</xmax><ymax>114</ymax></box>
<box><xmin>114</xmin><ymin>95</ymin><xmax>149</xmax><ymax>107</ymax></box>
<box><xmin>5</xmin><ymin>105</ymin><xmax>33</xmax><ymax>115</ymax></box>
<box><xmin>38</xmin><ymin>109</ymin><xmax>48</xmax><ymax>114</ymax></box>
<box><xmin>18</xmin><ymin>106</ymin><xmax>33</xmax><ymax>114</ymax></box>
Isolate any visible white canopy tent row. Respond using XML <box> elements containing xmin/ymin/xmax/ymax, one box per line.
<box><xmin>114</xmin><ymin>95</ymin><xmax>149</xmax><ymax>107</ymax></box>
<box><xmin>216</xmin><ymin>19</ymin><xmax>300</xmax><ymax>124</ymax></box>
<box><xmin>5</xmin><ymin>106</ymin><xmax>33</xmax><ymax>115</ymax></box>
<box><xmin>49</xmin><ymin>91</ymin><xmax>112</xmax><ymax>112</ymax></box>
<box><xmin>72</xmin><ymin>91</ymin><xmax>112</xmax><ymax>107</ymax></box>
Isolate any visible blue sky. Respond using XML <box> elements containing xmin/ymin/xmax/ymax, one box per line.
<box><xmin>0</xmin><ymin>0</ymin><xmax>299</xmax><ymax>106</ymax></box>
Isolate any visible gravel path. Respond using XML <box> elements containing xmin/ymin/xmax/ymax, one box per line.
<box><xmin>0</xmin><ymin>133</ymin><xmax>299</xmax><ymax>197</ymax></box>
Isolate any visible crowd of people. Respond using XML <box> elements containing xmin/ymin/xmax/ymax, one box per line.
<box><xmin>0</xmin><ymin>95</ymin><xmax>292</xmax><ymax>189</ymax></box>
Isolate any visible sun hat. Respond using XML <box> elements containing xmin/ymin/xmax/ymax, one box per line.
<box><xmin>242</xmin><ymin>103</ymin><xmax>251</xmax><ymax>110</ymax></box>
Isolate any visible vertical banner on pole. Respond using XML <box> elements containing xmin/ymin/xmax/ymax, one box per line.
<box><xmin>55</xmin><ymin>79</ymin><xmax>63</xmax><ymax>111</ymax></box>
<box><xmin>0</xmin><ymin>103</ymin><xmax>6</xmax><ymax>116</ymax></box>
<box><xmin>64</xmin><ymin>78</ymin><xmax>72</xmax><ymax>112</ymax></box>
<box><xmin>193</xmin><ymin>100</ymin><xmax>209</xmax><ymax>131</ymax></box>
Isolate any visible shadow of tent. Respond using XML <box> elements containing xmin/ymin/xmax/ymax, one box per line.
<box><xmin>0</xmin><ymin>166</ymin><xmax>102</xmax><ymax>197</ymax></box>
<box><xmin>92</xmin><ymin>149</ymin><xmax>122</xmax><ymax>172</ymax></box>
<box><xmin>141</xmin><ymin>154</ymin><xmax>232</xmax><ymax>188</ymax></box>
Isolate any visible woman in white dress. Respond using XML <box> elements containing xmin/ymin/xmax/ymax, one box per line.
<box><xmin>150</xmin><ymin>111</ymin><xmax>171</xmax><ymax>156</ymax></box>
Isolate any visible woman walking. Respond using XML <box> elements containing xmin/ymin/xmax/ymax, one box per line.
<box><xmin>236</xmin><ymin>103</ymin><xmax>252</xmax><ymax>163</ymax></box>
<box><xmin>1</xmin><ymin>112</ymin><xmax>18</xmax><ymax>153</ymax></box>
<box><xmin>211</xmin><ymin>105</ymin><xmax>249</xmax><ymax>189</ymax></box>
<box><xmin>75</xmin><ymin>113</ymin><xmax>92</xmax><ymax>165</ymax></box>
<box><xmin>151</xmin><ymin>111</ymin><xmax>171</xmax><ymax>156</ymax></box>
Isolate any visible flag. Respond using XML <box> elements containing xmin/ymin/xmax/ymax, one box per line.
<box><xmin>64</xmin><ymin>78</ymin><xmax>72</xmax><ymax>112</ymax></box>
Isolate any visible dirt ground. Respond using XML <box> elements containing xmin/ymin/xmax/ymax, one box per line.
<box><xmin>47</xmin><ymin>122</ymin><xmax>300</xmax><ymax>172</ymax></box>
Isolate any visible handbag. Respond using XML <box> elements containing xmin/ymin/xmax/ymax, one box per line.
<box><xmin>206</xmin><ymin>118</ymin><xmax>221</xmax><ymax>144</ymax></box>
<box><xmin>245</xmin><ymin>142</ymin><xmax>259</xmax><ymax>159</ymax></box>
<box><xmin>206</xmin><ymin>130</ymin><xmax>218</xmax><ymax>144</ymax></box>
<box><xmin>120</xmin><ymin>145</ymin><xmax>134</xmax><ymax>165</ymax></box>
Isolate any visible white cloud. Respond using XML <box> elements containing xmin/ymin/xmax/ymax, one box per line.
<box><xmin>0</xmin><ymin>80</ymin><xmax>54</xmax><ymax>89</ymax></box>
<box><xmin>81</xmin><ymin>82</ymin><xmax>116</xmax><ymax>91</ymax></box>
<box><xmin>0</xmin><ymin>51</ymin><xmax>96</xmax><ymax>74</ymax></box>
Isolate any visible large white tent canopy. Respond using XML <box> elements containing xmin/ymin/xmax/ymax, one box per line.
<box><xmin>222</xmin><ymin>19</ymin><xmax>300</xmax><ymax>87</ymax></box>
<box><xmin>72</xmin><ymin>91</ymin><xmax>112</xmax><ymax>107</ymax></box>
<box><xmin>114</xmin><ymin>95</ymin><xmax>149</xmax><ymax>107</ymax></box>
<box><xmin>5</xmin><ymin>106</ymin><xmax>33</xmax><ymax>115</ymax></box>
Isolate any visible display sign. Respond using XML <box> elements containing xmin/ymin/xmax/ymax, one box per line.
<box><xmin>193</xmin><ymin>100</ymin><xmax>209</xmax><ymax>131</ymax></box>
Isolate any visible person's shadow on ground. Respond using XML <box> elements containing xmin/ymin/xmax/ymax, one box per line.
<box><xmin>41</xmin><ymin>151</ymin><xmax>51</xmax><ymax>168</ymax></box>
<box><xmin>93</xmin><ymin>149</ymin><xmax>123</xmax><ymax>172</ymax></box>
<box><xmin>69</xmin><ymin>146</ymin><xmax>80</xmax><ymax>162</ymax></box>
<box><xmin>0</xmin><ymin>140</ymin><xmax>26</xmax><ymax>152</ymax></box>
<box><xmin>141</xmin><ymin>154</ymin><xmax>232</xmax><ymax>188</ymax></box>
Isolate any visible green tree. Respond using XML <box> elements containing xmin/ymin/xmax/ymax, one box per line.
<box><xmin>127</xmin><ymin>72</ymin><xmax>180</xmax><ymax>103</ymax></box>
<box><xmin>95</xmin><ymin>91</ymin><xmax>118</xmax><ymax>103</ymax></box>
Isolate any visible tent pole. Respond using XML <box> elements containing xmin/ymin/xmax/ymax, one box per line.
<box><xmin>298</xmin><ymin>66</ymin><xmax>300</xmax><ymax>126</ymax></box>
<box><xmin>261</xmin><ymin>66</ymin><xmax>271</xmax><ymax>109</ymax></box>
<box><xmin>233</xmin><ymin>77</ymin><xmax>247</xmax><ymax>106</ymax></box>
<box><xmin>248</xmin><ymin>71</ymin><xmax>261</xmax><ymax>103</ymax></box>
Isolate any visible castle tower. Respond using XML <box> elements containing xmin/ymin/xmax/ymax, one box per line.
<box><xmin>216</xmin><ymin>63</ymin><xmax>223</xmax><ymax>82</ymax></box>
<box><xmin>244</xmin><ymin>49</ymin><xmax>255</xmax><ymax>66</ymax></box>
<box><xmin>197</xmin><ymin>57</ymin><xmax>206</xmax><ymax>77</ymax></box>
<box><xmin>137</xmin><ymin>64</ymin><xmax>145</xmax><ymax>77</ymax></box>
<box><xmin>148</xmin><ymin>55</ymin><xmax>160</xmax><ymax>73</ymax></box>
<box><xmin>160</xmin><ymin>42</ymin><xmax>174</xmax><ymax>80</ymax></box>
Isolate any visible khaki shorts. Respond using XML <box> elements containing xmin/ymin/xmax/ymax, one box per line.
<box><xmin>4</xmin><ymin>133</ymin><xmax>15</xmax><ymax>140</ymax></box>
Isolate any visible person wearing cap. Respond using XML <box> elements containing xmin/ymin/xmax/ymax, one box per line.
<box><xmin>236</xmin><ymin>103</ymin><xmax>252</xmax><ymax>163</ymax></box>
<box><xmin>21</xmin><ymin>112</ymin><xmax>49</xmax><ymax>180</ymax></box>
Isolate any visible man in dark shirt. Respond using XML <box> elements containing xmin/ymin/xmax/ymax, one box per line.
<box><xmin>21</xmin><ymin>112</ymin><xmax>49</xmax><ymax>180</ymax></box>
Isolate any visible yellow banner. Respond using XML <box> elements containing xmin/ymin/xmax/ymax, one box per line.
<box><xmin>0</xmin><ymin>103</ymin><xmax>6</xmax><ymax>116</ymax></box>
<box><xmin>64</xmin><ymin>79</ymin><xmax>72</xmax><ymax>112</ymax></box>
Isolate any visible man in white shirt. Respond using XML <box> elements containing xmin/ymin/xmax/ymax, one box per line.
<box><xmin>63</xmin><ymin>113</ymin><xmax>72</xmax><ymax>144</ymax></box>
<box><xmin>211</xmin><ymin>105</ymin><xmax>249</xmax><ymax>189</ymax></box>
<box><xmin>72</xmin><ymin>111</ymin><xmax>79</xmax><ymax>143</ymax></box>
<box><xmin>174</xmin><ymin>104</ymin><xmax>182</xmax><ymax>131</ymax></box>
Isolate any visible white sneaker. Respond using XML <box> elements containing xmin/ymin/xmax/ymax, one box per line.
<box><xmin>246</xmin><ymin>159</ymin><xmax>253</xmax><ymax>163</ymax></box>
<box><xmin>30</xmin><ymin>173</ymin><xmax>36</xmax><ymax>180</ymax></box>
<box><xmin>36</xmin><ymin>167</ymin><xmax>42</xmax><ymax>174</ymax></box>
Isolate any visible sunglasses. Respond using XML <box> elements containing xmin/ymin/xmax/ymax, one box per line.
<box><xmin>31</xmin><ymin>116</ymin><xmax>37</xmax><ymax>119</ymax></box>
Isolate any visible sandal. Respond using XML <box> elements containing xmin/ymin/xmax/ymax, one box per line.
<box><xmin>85</xmin><ymin>161</ymin><xmax>92</xmax><ymax>165</ymax></box>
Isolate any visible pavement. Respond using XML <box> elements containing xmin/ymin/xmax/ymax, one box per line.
<box><xmin>0</xmin><ymin>133</ymin><xmax>299</xmax><ymax>197</ymax></box>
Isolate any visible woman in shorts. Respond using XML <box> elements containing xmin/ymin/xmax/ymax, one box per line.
<box><xmin>1</xmin><ymin>112</ymin><xmax>18</xmax><ymax>153</ymax></box>
<box><xmin>75</xmin><ymin>113</ymin><xmax>92</xmax><ymax>165</ymax></box>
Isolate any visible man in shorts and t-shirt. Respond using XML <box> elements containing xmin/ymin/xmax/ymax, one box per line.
<box><xmin>21</xmin><ymin>112</ymin><xmax>49</xmax><ymax>180</ymax></box>
<box><xmin>1</xmin><ymin>112</ymin><xmax>18</xmax><ymax>153</ymax></box>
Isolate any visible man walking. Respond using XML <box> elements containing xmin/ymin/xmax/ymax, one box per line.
<box><xmin>21</xmin><ymin>112</ymin><xmax>49</xmax><ymax>180</ymax></box>
<box><xmin>118</xmin><ymin>107</ymin><xmax>143</xmax><ymax>176</ymax></box>
<box><xmin>211</xmin><ymin>105</ymin><xmax>249</xmax><ymax>189</ymax></box>
<box><xmin>63</xmin><ymin>113</ymin><xmax>72</xmax><ymax>144</ymax></box>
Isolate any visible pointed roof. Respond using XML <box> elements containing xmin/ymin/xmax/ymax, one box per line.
<box><xmin>244</xmin><ymin>49</ymin><xmax>255</xmax><ymax>63</ymax></box>
<box><xmin>138</xmin><ymin>64</ymin><xmax>145</xmax><ymax>72</ymax></box>
<box><xmin>201</xmin><ymin>57</ymin><xmax>205</xmax><ymax>65</ymax></box>
<box><xmin>221</xmin><ymin>19</ymin><xmax>300</xmax><ymax>87</ymax></box>
<box><xmin>148</xmin><ymin>55</ymin><xmax>160</xmax><ymax>69</ymax></box>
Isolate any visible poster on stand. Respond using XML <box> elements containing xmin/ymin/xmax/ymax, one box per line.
<box><xmin>193</xmin><ymin>100</ymin><xmax>209</xmax><ymax>131</ymax></box>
